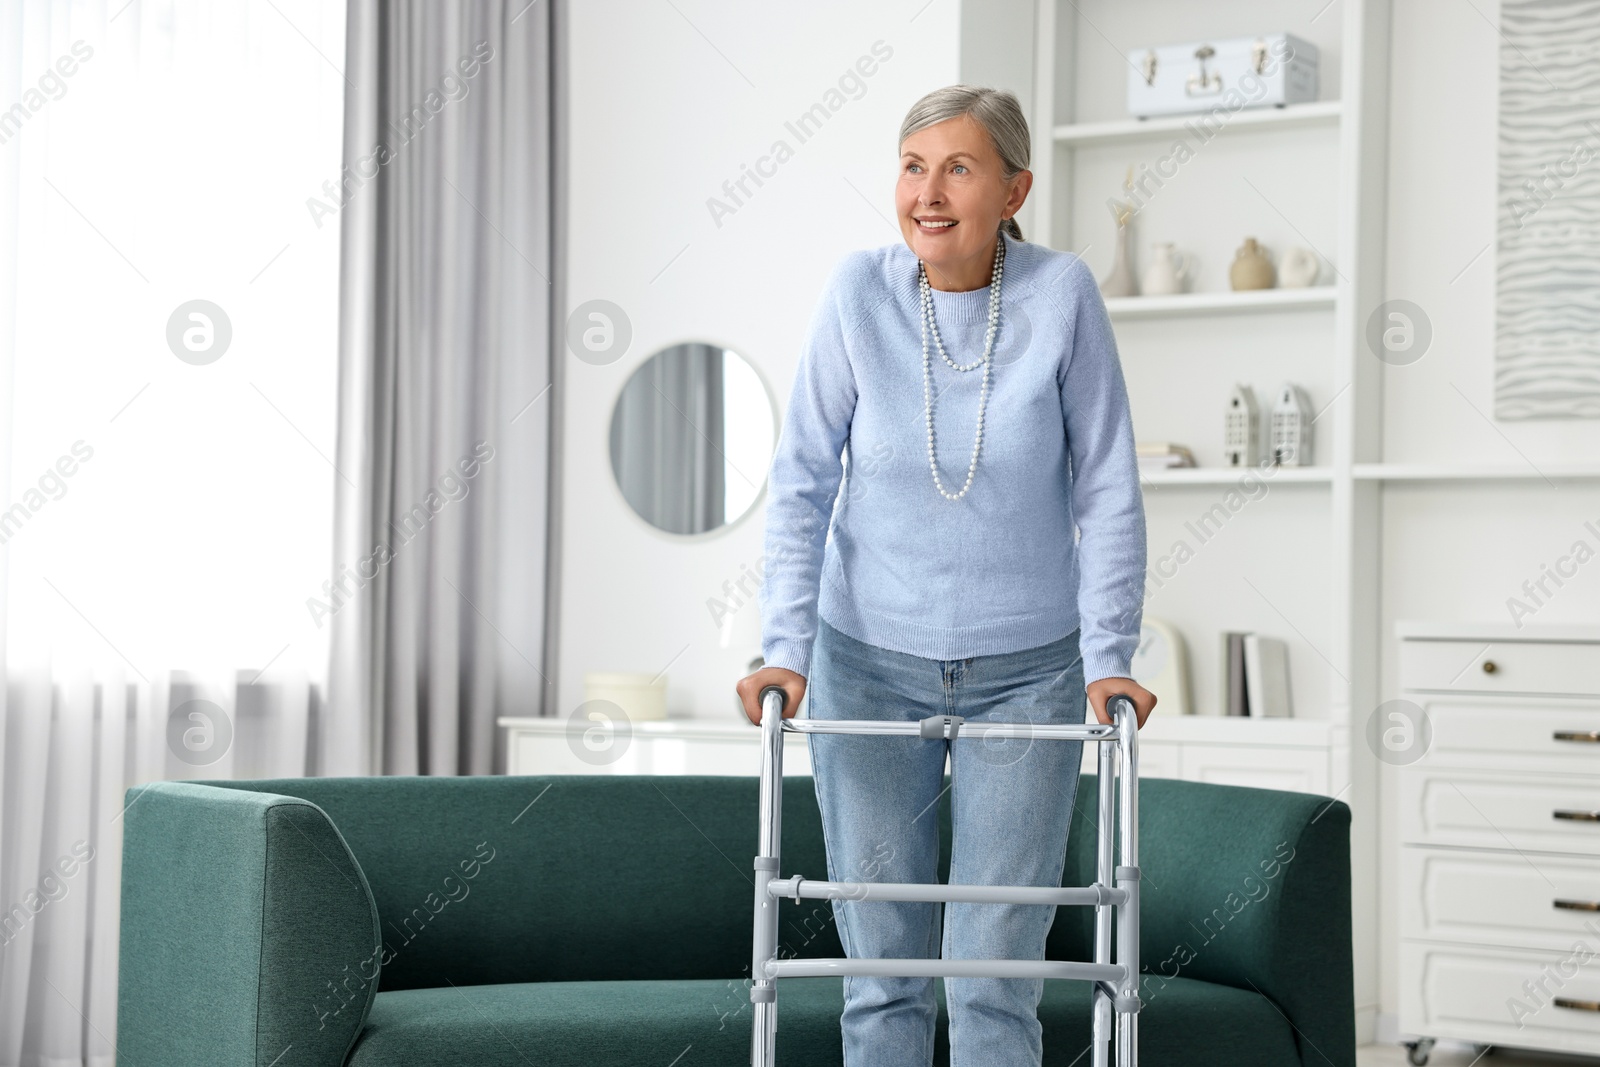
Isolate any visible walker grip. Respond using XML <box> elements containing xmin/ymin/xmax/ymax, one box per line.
<box><xmin>1106</xmin><ymin>693</ymin><xmax>1137</xmax><ymax>721</ymax></box>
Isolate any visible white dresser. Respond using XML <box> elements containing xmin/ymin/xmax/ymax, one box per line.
<box><xmin>499</xmin><ymin>716</ymin><xmax>814</xmax><ymax>776</ymax></box>
<box><xmin>500</xmin><ymin>711</ymin><xmax>1338</xmax><ymax>795</ymax></box>
<box><xmin>1396</xmin><ymin>620</ymin><xmax>1600</xmax><ymax>1063</ymax></box>
<box><xmin>1075</xmin><ymin>714</ymin><xmax>1337</xmax><ymax>795</ymax></box>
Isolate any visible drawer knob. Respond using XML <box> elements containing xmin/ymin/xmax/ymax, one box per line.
<box><xmin>1553</xmin><ymin>809</ymin><xmax>1600</xmax><ymax>822</ymax></box>
<box><xmin>1554</xmin><ymin>730</ymin><xmax>1600</xmax><ymax>743</ymax></box>
<box><xmin>1555</xmin><ymin>997</ymin><xmax>1600</xmax><ymax>1013</ymax></box>
<box><xmin>1482</xmin><ymin>660</ymin><xmax>1498</xmax><ymax>674</ymax></box>
<box><xmin>1554</xmin><ymin>899</ymin><xmax>1600</xmax><ymax>911</ymax></box>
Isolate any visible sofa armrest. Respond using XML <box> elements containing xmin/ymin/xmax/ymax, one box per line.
<box><xmin>117</xmin><ymin>781</ymin><xmax>382</xmax><ymax>1067</ymax></box>
<box><xmin>1132</xmin><ymin>778</ymin><xmax>1356</xmax><ymax>1067</ymax></box>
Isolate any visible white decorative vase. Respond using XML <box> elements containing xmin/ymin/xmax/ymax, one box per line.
<box><xmin>1141</xmin><ymin>242</ymin><xmax>1190</xmax><ymax>296</ymax></box>
<box><xmin>1280</xmin><ymin>246</ymin><xmax>1321</xmax><ymax>288</ymax></box>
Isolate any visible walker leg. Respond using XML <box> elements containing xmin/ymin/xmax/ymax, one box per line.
<box><xmin>1091</xmin><ymin>735</ymin><xmax>1116</xmax><ymax>1067</ymax></box>
<box><xmin>1113</xmin><ymin>695</ymin><xmax>1141</xmax><ymax>1067</ymax></box>
<box><xmin>750</xmin><ymin>688</ymin><xmax>786</xmax><ymax>1066</ymax></box>
<box><xmin>750</xmin><ymin>1001</ymin><xmax>776</xmax><ymax>1066</ymax></box>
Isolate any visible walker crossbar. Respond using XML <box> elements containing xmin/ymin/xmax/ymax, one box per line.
<box><xmin>780</xmin><ymin>718</ymin><xmax>1117</xmax><ymax>741</ymax></box>
<box><xmin>765</xmin><ymin>958</ymin><xmax>1130</xmax><ymax>982</ymax></box>
<box><xmin>765</xmin><ymin>876</ymin><xmax>1127</xmax><ymax>907</ymax></box>
<box><xmin>747</xmin><ymin>685</ymin><xmax>1142</xmax><ymax>1067</ymax></box>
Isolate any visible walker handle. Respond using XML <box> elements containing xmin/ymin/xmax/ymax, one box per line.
<box><xmin>758</xmin><ymin>685</ymin><xmax>788</xmax><ymax>718</ymax></box>
<box><xmin>1106</xmin><ymin>692</ymin><xmax>1137</xmax><ymax>721</ymax></box>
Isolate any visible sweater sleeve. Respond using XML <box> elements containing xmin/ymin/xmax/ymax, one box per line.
<box><xmin>757</xmin><ymin>261</ymin><xmax>858</xmax><ymax>679</ymax></box>
<box><xmin>1058</xmin><ymin>257</ymin><xmax>1148</xmax><ymax>686</ymax></box>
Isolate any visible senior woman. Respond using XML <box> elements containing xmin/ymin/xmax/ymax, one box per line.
<box><xmin>735</xmin><ymin>84</ymin><xmax>1155</xmax><ymax>1067</ymax></box>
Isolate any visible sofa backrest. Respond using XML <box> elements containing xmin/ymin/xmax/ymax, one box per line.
<box><xmin>203</xmin><ymin>774</ymin><xmax>845</xmax><ymax>991</ymax></box>
<box><xmin>199</xmin><ymin>772</ymin><xmax>1350</xmax><ymax>1029</ymax></box>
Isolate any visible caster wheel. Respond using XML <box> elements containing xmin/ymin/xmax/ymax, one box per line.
<box><xmin>1403</xmin><ymin>1036</ymin><xmax>1436</xmax><ymax>1066</ymax></box>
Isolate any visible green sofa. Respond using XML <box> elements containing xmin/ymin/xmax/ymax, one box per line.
<box><xmin>116</xmin><ymin>773</ymin><xmax>1353</xmax><ymax>1066</ymax></box>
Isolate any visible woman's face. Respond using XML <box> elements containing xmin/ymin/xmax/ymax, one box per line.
<box><xmin>896</xmin><ymin>113</ymin><xmax>1031</xmax><ymax>289</ymax></box>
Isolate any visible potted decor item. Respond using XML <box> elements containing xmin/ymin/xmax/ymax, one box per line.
<box><xmin>1229</xmin><ymin>237</ymin><xmax>1276</xmax><ymax>290</ymax></box>
<box><xmin>1141</xmin><ymin>242</ymin><xmax>1190</xmax><ymax>296</ymax></box>
<box><xmin>1099</xmin><ymin>166</ymin><xmax>1139</xmax><ymax>298</ymax></box>
<box><xmin>1280</xmin><ymin>246</ymin><xmax>1320</xmax><ymax>288</ymax></box>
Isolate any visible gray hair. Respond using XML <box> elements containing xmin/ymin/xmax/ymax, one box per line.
<box><xmin>898</xmin><ymin>84</ymin><xmax>1030</xmax><ymax>241</ymax></box>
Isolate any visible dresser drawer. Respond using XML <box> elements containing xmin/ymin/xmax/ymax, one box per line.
<box><xmin>1402</xmin><ymin>767</ymin><xmax>1600</xmax><ymax>855</ymax></box>
<box><xmin>1407</xmin><ymin>696</ymin><xmax>1600</xmax><ymax>774</ymax></box>
<box><xmin>1400</xmin><ymin>638</ymin><xmax>1600</xmax><ymax>697</ymax></box>
<box><xmin>1400</xmin><ymin>941</ymin><xmax>1600</xmax><ymax>1054</ymax></box>
<box><xmin>1402</xmin><ymin>847</ymin><xmax>1600</xmax><ymax>952</ymax></box>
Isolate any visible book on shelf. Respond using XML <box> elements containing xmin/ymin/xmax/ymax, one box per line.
<box><xmin>1219</xmin><ymin>630</ymin><xmax>1292</xmax><ymax>717</ymax></box>
<box><xmin>1136</xmin><ymin>442</ymin><xmax>1196</xmax><ymax>472</ymax></box>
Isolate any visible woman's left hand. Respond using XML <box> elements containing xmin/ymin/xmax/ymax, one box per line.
<box><xmin>1086</xmin><ymin>677</ymin><xmax>1156</xmax><ymax>729</ymax></box>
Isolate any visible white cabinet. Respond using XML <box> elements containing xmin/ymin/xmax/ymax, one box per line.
<box><xmin>500</xmin><ymin>717</ymin><xmax>813</xmax><ymax>776</ymax></box>
<box><xmin>1397</xmin><ymin>621</ymin><xmax>1600</xmax><ymax>1062</ymax></box>
<box><xmin>500</xmin><ymin>713</ymin><xmax>1336</xmax><ymax>796</ymax></box>
<box><xmin>1078</xmin><ymin>715</ymin><xmax>1334</xmax><ymax>794</ymax></box>
<box><xmin>1180</xmin><ymin>742</ymin><xmax>1330</xmax><ymax>793</ymax></box>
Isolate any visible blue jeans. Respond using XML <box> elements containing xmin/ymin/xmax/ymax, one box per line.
<box><xmin>806</xmin><ymin>616</ymin><xmax>1088</xmax><ymax>1067</ymax></box>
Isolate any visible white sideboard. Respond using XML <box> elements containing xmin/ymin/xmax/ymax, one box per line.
<box><xmin>500</xmin><ymin>712</ymin><xmax>1340</xmax><ymax>795</ymax></box>
<box><xmin>1396</xmin><ymin>621</ymin><xmax>1600</xmax><ymax>1064</ymax></box>
<box><xmin>499</xmin><ymin>717</ymin><xmax>814</xmax><ymax>776</ymax></box>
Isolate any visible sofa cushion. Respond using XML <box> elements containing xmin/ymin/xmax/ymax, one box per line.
<box><xmin>345</xmin><ymin>973</ymin><xmax>1302</xmax><ymax>1066</ymax></box>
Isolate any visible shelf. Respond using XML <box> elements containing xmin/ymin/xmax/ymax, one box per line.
<box><xmin>1105</xmin><ymin>286</ymin><xmax>1336</xmax><ymax>320</ymax></box>
<box><xmin>1141</xmin><ymin>466</ymin><xmax>1333</xmax><ymax>487</ymax></box>
<box><xmin>1052</xmin><ymin>100</ymin><xmax>1342</xmax><ymax>149</ymax></box>
<box><xmin>1353</xmin><ymin>463</ymin><xmax>1600</xmax><ymax>482</ymax></box>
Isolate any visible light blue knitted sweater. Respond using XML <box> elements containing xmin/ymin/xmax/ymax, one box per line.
<box><xmin>757</xmin><ymin>229</ymin><xmax>1147</xmax><ymax>687</ymax></box>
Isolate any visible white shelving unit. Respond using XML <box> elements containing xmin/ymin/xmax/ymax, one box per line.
<box><xmin>961</xmin><ymin>0</ymin><xmax>1393</xmax><ymax>1046</ymax></box>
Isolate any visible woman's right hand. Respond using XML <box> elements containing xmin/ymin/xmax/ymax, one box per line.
<box><xmin>737</xmin><ymin>666</ymin><xmax>807</xmax><ymax>725</ymax></box>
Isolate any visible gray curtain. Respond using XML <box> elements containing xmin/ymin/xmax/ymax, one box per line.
<box><xmin>609</xmin><ymin>344</ymin><xmax>727</xmax><ymax>535</ymax></box>
<box><xmin>326</xmin><ymin>0</ymin><xmax>558</xmax><ymax>776</ymax></box>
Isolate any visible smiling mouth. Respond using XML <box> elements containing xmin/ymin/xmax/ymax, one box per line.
<box><xmin>916</xmin><ymin>219</ymin><xmax>957</xmax><ymax>232</ymax></box>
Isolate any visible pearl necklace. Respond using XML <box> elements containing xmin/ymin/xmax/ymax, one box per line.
<box><xmin>920</xmin><ymin>234</ymin><xmax>1005</xmax><ymax>501</ymax></box>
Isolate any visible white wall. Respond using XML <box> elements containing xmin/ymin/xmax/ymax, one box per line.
<box><xmin>558</xmin><ymin>1</ymin><xmax>959</xmax><ymax>723</ymax></box>
<box><xmin>560</xmin><ymin>0</ymin><xmax>1600</xmax><ymax>1034</ymax></box>
<box><xmin>1378</xmin><ymin>0</ymin><xmax>1600</xmax><ymax>1036</ymax></box>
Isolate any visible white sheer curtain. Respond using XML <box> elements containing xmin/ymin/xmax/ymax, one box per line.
<box><xmin>0</xmin><ymin>2</ymin><xmax>346</xmax><ymax>1064</ymax></box>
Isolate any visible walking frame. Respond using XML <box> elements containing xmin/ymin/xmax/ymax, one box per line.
<box><xmin>747</xmin><ymin>686</ymin><xmax>1142</xmax><ymax>1066</ymax></box>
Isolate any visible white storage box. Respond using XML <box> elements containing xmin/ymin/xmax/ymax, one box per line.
<box><xmin>583</xmin><ymin>671</ymin><xmax>668</xmax><ymax>721</ymax></box>
<box><xmin>1126</xmin><ymin>33</ymin><xmax>1319</xmax><ymax>118</ymax></box>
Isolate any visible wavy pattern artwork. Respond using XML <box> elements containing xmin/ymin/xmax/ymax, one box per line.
<box><xmin>1496</xmin><ymin>0</ymin><xmax>1600</xmax><ymax>419</ymax></box>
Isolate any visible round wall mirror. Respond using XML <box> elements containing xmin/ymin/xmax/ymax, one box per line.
<box><xmin>608</xmin><ymin>342</ymin><xmax>776</xmax><ymax>535</ymax></box>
